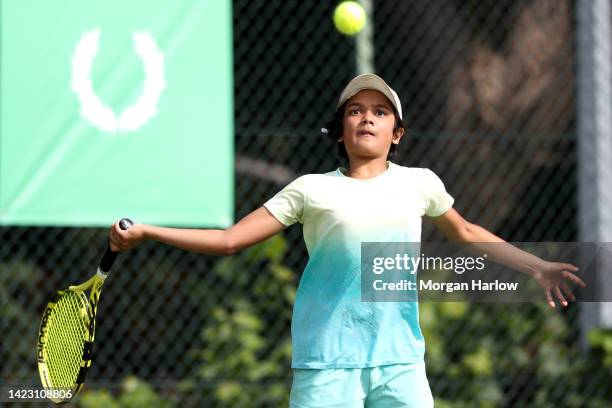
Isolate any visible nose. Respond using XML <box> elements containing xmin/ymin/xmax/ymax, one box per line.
<box><xmin>361</xmin><ymin>111</ymin><xmax>374</xmax><ymax>125</ymax></box>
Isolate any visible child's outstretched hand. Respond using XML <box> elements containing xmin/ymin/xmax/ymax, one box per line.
<box><xmin>531</xmin><ymin>262</ymin><xmax>586</xmax><ymax>308</ymax></box>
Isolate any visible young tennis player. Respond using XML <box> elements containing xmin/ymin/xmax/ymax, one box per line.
<box><xmin>109</xmin><ymin>74</ymin><xmax>585</xmax><ymax>407</ymax></box>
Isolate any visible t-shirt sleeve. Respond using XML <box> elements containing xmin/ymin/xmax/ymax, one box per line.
<box><xmin>263</xmin><ymin>175</ymin><xmax>307</xmax><ymax>226</ymax></box>
<box><xmin>422</xmin><ymin>169</ymin><xmax>454</xmax><ymax>217</ymax></box>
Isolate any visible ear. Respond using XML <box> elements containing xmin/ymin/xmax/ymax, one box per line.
<box><xmin>392</xmin><ymin>128</ymin><xmax>405</xmax><ymax>145</ymax></box>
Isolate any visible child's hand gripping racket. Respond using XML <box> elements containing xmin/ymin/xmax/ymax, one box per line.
<box><xmin>37</xmin><ymin>218</ymin><xmax>133</xmax><ymax>403</ymax></box>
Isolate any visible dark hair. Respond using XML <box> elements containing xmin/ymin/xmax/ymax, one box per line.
<box><xmin>323</xmin><ymin>101</ymin><xmax>405</xmax><ymax>162</ymax></box>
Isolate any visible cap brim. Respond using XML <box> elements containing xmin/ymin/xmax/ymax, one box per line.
<box><xmin>336</xmin><ymin>74</ymin><xmax>402</xmax><ymax>119</ymax></box>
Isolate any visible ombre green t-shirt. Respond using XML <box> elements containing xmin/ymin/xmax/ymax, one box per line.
<box><xmin>264</xmin><ymin>162</ymin><xmax>454</xmax><ymax>368</ymax></box>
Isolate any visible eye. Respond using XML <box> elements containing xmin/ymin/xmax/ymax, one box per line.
<box><xmin>376</xmin><ymin>110</ymin><xmax>387</xmax><ymax>117</ymax></box>
<box><xmin>350</xmin><ymin>108</ymin><xmax>361</xmax><ymax>115</ymax></box>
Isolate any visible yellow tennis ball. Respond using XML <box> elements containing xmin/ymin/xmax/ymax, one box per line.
<box><xmin>333</xmin><ymin>1</ymin><xmax>366</xmax><ymax>36</ymax></box>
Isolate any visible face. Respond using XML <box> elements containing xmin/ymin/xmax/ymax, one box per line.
<box><xmin>340</xmin><ymin>89</ymin><xmax>404</xmax><ymax>161</ymax></box>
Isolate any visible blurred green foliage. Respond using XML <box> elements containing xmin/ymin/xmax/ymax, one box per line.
<box><xmin>80</xmin><ymin>375</ymin><xmax>172</xmax><ymax>408</ymax></box>
<box><xmin>422</xmin><ymin>301</ymin><xmax>612</xmax><ymax>407</ymax></box>
<box><xmin>0</xmin><ymin>260</ymin><xmax>46</xmax><ymax>382</ymax></box>
<box><xmin>179</xmin><ymin>234</ymin><xmax>295</xmax><ymax>406</ymax></box>
<box><xmin>589</xmin><ymin>329</ymin><xmax>612</xmax><ymax>368</ymax></box>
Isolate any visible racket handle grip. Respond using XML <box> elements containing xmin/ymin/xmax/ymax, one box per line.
<box><xmin>100</xmin><ymin>218</ymin><xmax>134</xmax><ymax>273</ymax></box>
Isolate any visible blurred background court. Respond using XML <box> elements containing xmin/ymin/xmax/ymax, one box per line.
<box><xmin>1</xmin><ymin>0</ymin><xmax>612</xmax><ymax>406</ymax></box>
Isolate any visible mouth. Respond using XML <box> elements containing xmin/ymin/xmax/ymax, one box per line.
<box><xmin>357</xmin><ymin>130</ymin><xmax>375</xmax><ymax>137</ymax></box>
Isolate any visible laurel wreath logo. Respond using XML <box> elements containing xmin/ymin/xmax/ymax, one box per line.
<box><xmin>70</xmin><ymin>28</ymin><xmax>166</xmax><ymax>133</ymax></box>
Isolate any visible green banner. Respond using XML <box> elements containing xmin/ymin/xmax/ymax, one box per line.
<box><xmin>0</xmin><ymin>1</ymin><xmax>233</xmax><ymax>227</ymax></box>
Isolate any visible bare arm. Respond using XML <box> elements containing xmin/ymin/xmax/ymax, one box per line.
<box><xmin>428</xmin><ymin>208</ymin><xmax>585</xmax><ymax>307</ymax></box>
<box><xmin>429</xmin><ymin>208</ymin><xmax>537</xmax><ymax>274</ymax></box>
<box><xmin>109</xmin><ymin>206</ymin><xmax>286</xmax><ymax>256</ymax></box>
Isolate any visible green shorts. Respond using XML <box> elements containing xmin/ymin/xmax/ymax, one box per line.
<box><xmin>289</xmin><ymin>362</ymin><xmax>434</xmax><ymax>408</ymax></box>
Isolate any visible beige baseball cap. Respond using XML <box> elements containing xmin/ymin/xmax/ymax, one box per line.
<box><xmin>336</xmin><ymin>73</ymin><xmax>402</xmax><ymax>120</ymax></box>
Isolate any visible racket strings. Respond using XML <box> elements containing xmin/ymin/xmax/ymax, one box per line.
<box><xmin>43</xmin><ymin>292</ymin><xmax>89</xmax><ymax>388</ymax></box>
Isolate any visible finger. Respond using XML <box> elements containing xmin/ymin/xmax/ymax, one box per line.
<box><xmin>111</xmin><ymin>224</ymin><xmax>126</xmax><ymax>244</ymax></box>
<box><xmin>109</xmin><ymin>225</ymin><xmax>118</xmax><ymax>241</ymax></box>
<box><xmin>560</xmin><ymin>283</ymin><xmax>576</xmax><ymax>302</ymax></box>
<box><xmin>109</xmin><ymin>234</ymin><xmax>122</xmax><ymax>250</ymax></box>
<box><xmin>545</xmin><ymin>289</ymin><xmax>555</xmax><ymax>308</ymax></box>
<box><xmin>114</xmin><ymin>221</ymin><xmax>124</xmax><ymax>236</ymax></box>
<box><xmin>561</xmin><ymin>263</ymin><xmax>579</xmax><ymax>272</ymax></box>
<box><xmin>554</xmin><ymin>287</ymin><xmax>568</xmax><ymax>307</ymax></box>
<box><xmin>562</xmin><ymin>271</ymin><xmax>587</xmax><ymax>288</ymax></box>
<box><xmin>114</xmin><ymin>222</ymin><xmax>130</xmax><ymax>243</ymax></box>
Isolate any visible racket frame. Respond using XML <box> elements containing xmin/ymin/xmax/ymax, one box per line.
<box><xmin>37</xmin><ymin>271</ymin><xmax>107</xmax><ymax>403</ymax></box>
<box><xmin>37</xmin><ymin>218</ymin><xmax>131</xmax><ymax>403</ymax></box>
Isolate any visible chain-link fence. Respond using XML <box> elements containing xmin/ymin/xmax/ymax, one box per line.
<box><xmin>2</xmin><ymin>0</ymin><xmax>612</xmax><ymax>406</ymax></box>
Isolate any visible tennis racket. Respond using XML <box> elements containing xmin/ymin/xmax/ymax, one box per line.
<box><xmin>37</xmin><ymin>218</ymin><xmax>133</xmax><ymax>403</ymax></box>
